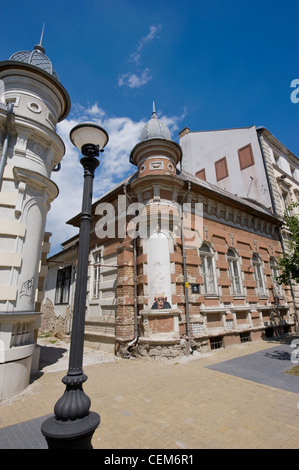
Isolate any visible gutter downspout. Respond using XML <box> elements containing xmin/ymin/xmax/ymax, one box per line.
<box><xmin>123</xmin><ymin>184</ymin><xmax>138</xmax><ymax>355</ymax></box>
<box><xmin>179</xmin><ymin>181</ymin><xmax>192</xmax><ymax>355</ymax></box>
<box><xmin>257</xmin><ymin>129</ymin><xmax>298</xmax><ymax>329</ymax></box>
<box><xmin>0</xmin><ymin>103</ymin><xmax>14</xmax><ymax>191</ymax></box>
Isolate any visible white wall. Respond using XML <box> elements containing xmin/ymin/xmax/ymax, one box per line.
<box><xmin>180</xmin><ymin>126</ymin><xmax>272</xmax><ymax>209</ymax></box>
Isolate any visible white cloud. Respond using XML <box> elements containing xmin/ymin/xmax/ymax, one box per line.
<box><xmin>87</xmin><ymin>103</ymin><xmax>106</xmax><ymax>117</ymax></box>
<box><xmin>118</xmin><ymin>24</ymin><xmax>161</xmax><ymax>89</ymax></box>
<box><xmin>46</xmin><ymin>106</ymin><xmax>146</xmax><ymax>255</ymax></box>
<box><xmin>137</xmin><ymin>25</ymin><xmax>162</xmax><ymax>51</ymax></box>
<box><xmin>129</xmin><ymin>52</ymin><xmax>141</xmax><ymax>65</ymax></box>
<box><xmin>46</xmin><ymin>102</ymin><xmax>186</xmax><ymax>256</ymax></box>
<box><xmin>45</xmin><ymin>118</ymin><xmax>84</xmax><ymax>253</ymax></box>
<box><xmin>159</xmin><ymin>107</ymin><xmax>188</xmax><ymax>137</ymax></box>
<box><xmin>118</xmin><ymin>68</ymin><xmax>152</xmax><ymax>89</ymax></box>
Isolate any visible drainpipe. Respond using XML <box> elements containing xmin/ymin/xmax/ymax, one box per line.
<box><xmin>0</xmin><ymin>103</ymin><xmax>14</xmax><ymax>191</ymax></box>
<box><xmin>257</xmin><ymin>128</ymin><xmax>297</xmax><ymax>329</ymax></box>
<box><xmin>123</xmin><ymin>184</ymin><xmax>138</xmax><ymax>355</ymax></box>
<box><xmin>179</xmin><ymin>181</ymin><xmax>192</xmax><ymax>354</ymax></box>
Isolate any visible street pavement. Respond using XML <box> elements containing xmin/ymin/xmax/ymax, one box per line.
<box><xmin>0</xmin><ymin>336</ymin><xmax>299</xmax><ymax>450</ymax></box>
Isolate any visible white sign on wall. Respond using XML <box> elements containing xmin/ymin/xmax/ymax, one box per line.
<box><xmin>147</xmin><ymin>231</ymin><xmax>172</xmax><ymax>310</ymax></box>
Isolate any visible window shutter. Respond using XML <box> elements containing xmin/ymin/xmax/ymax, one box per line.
<box><xmin>215</xmin><ymin>157</ymin><xmax>228</xmax><ymax>181</ymax></box>
<box><xmin>238</xmin><ymin>144</ymin><xmax>254</xmax><ymax>170</ymax></box>
<box><xmin>196</xmin><ymin>168</ymin><xmax>206</xmax><ymax>180</ymax></box>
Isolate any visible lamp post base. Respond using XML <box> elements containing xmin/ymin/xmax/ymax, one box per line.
<box><xmin>41</xmin><ymin>411</ymin><xmax>100</xmax><ymax>449</ymax></box>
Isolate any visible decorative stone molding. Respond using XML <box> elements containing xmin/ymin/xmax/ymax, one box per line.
<box><xmin>13</xmin><ymin>166</ymin><xmax>58</xmax><ymax>204</ymax></box>
<box><xmin>202</xmin><ymin>195</ymin><xmax>277</xmax><ymax>238</ymax></box>
<box><xmin>14</xmin><ymin>126</ymin><xmax>32</xmax><ymax>155</ymax></box>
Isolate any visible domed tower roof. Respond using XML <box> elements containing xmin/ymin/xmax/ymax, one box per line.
<box><xmin>9</xmin><ymin>26</ymin><xmax>59</xmax><ymax>80</ymax></box>
<box><xmin>130</xmin><ymin>104</ymin><xmax>182</xmax><ymax>174</ymax></box>
<box><xmin>140</xmin><ymin>102</ymin><xmax>171</xmax><ymax>141</ymax></box>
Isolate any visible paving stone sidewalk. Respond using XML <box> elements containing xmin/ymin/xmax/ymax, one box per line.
<box><xmin>1</xmin><ymin>337</ymin><xmax>299</xmax><ymax>449</ymax></box>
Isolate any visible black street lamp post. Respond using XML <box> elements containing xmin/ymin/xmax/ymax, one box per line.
<box><xmin>41</xmin><ymin>122</ymin><xmax>109</xmax><ymax>449</ymax></box>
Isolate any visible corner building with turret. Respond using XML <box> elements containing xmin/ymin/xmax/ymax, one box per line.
<box><xmin>44</xmin><ymin>108</ymin><xmax>296</xmax><ymax>359</ymax></box>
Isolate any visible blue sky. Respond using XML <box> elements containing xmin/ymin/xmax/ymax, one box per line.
<box><xmin>0</xmin><ymin>0</ymin><xmax>298</xmax><ymax>254</ymax></box>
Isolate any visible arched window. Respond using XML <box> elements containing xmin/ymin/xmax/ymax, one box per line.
<box><xmin>227</xmin><ymin>248</ymin><xmax>243</xmax><ymax>296</ymax></box>
<box><xmin>252</xmin><ymin>253</ymin><xmax>266</xmax><ymax>296</ymax></box>
<box><xmin>269</xmin><ymin>257</ymin><xmax>283</xmax><ymax>297</ymax></box>
<box><xmin>200</xmin><ymin>243</ymin><xmax>217</xmax><ymax>295</ymax></box>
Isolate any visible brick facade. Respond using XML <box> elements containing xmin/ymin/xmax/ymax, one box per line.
<box><xmin>43</xmin><ymin>111</ymin><xmax>296</xmax><ymax>359</ymax></box>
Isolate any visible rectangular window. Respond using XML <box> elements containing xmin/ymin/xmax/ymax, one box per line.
<box><xmin>240</xmin><ymin>332</ymin><xmax>251</xmax><ymax>343</ymax></box>
<box><xmin>195</xmin><ymin>168</ymin><xmax>206</xmax><ymax>181</ymax></box>
<box><xmin>238</xmin><ymin>143</ymin><xmax>254</xmax><ymax>170</ymax></box>
<box><xmin>273</xmin><ymin>152</ymin><xmax>281</xmax><ymax>168</ymax></box>
<box><xmin>254</xmin><ymin>264</ymin><xmax>265</xmax><ymax>295</ymax></box>
<box><xmin>215</xmin><ymin>157</ymin><xmax>228</xmax><ymax>181</ymax></box>
<box><xmin>290</xmin><ymin>165</ymin><xmax>297</xmax><ymax>180</ymax></box>
<box><xmin>253</xmin><ymin>257</ymin><xmax>266</xmax><ymax>297</ymax></box>
<box><xmin>200</xmin><ymin>253</ymin><xmax>217</xmax><ymax>295</ymax></box>
<box><xmin>228</xmin><ymin>258</ymin><xmax>242</xmax><ymax>295</ymax></box>
<box><xmin>93</xmin><ymin>251</ymin><xmax>102</xmax><ymax>299</ymax></box>
<box><xmin>210</xmin><ymin>336</ymin><xmax>224</xmax><ymax>350</ymax></box>
<box><xmin>270</xmin><ymin>258</ymin><xmax>283</xmax><ymax>297</ymax></box>
<box><xmin>281</xmin><ymin>190</ymin><xmax>291</xmax><ymax>212</ymax></box>
<box><xmin>55</xmin><ymin>266</ymin><xmax>72</xmax><ymax>304</ymax></box>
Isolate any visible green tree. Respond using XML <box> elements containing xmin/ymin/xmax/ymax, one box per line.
<box><xmin>277</xmin><ymin>203</ymin><xmax>299</xmax><ymax>285</ymax></box>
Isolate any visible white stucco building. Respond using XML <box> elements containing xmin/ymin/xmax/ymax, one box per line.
<box><xmin>0</xmin><ymin>37</ymin><xmax>70</xmax><ymax>399</ymax></box>
<box><xmin>179</xmin><ymin>125</ymin><xmax>299</xmax><ymax>309</ymax></box>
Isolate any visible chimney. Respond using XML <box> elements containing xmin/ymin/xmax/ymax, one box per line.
<box><xmin>179</xmin><ymin>127</ymin><xmax>190</xmax><ymax>139</ymax></box>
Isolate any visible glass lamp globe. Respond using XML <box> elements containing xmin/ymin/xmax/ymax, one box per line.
<box><xmin>70</xmin><ymin>122</ymin><xmax>109</xmax><ymax>154</ymax></box>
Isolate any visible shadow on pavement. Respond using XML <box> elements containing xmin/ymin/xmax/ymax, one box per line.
<box><xmin>30</xmin><ymin>343</ymin><xmax>68</xmax><ymax>383</ymax></box>
<box><xmin>38</xmin><ymin>344</ymin><xmax>68</xmax><ymax>370</ymax></box>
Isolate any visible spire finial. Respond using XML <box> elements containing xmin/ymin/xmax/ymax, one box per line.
<box><xmin>39</xmin><ymin>23</ymin><xmax>45</xmax><ymax>47</ymax></box>
<box><xmin>152</xmin><ymin>101</ymin><xmax>158</xmax><ymax>119</ymax></box>
<box><xmin>34</xmin><ymin>23</ymin><xmax>45</xmax><ymax>54</ymax></box>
